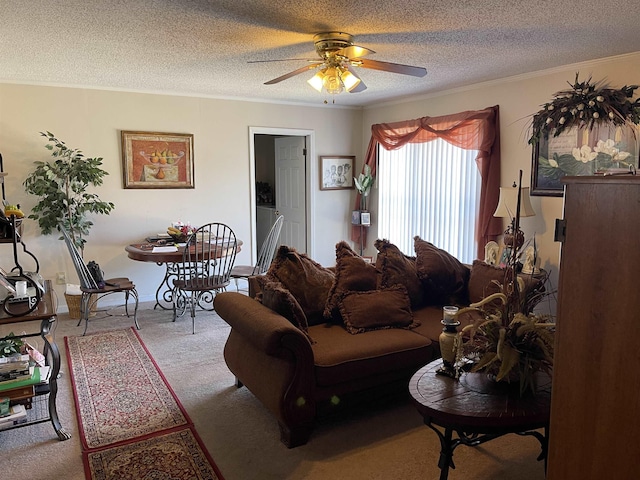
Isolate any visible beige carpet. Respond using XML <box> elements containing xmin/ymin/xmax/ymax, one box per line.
<box><xmin>1</xmin><ymin>302</ymin><xmax>546</xmax><ymax>480</ymax></box>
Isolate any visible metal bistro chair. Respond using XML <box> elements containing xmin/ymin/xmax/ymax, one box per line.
<box><xmin>61</xmin><ymin>226</ymin><xmax>139</xmax><ymax>335</ymax></box>
<box><xmin>172</xmin><ymin>222</ymin><xmax>238</xmax><ymax>334</ymax></box>
<box><xmin>230</xmin><ymin>214</ymin><xmax>284</xmax><ymax>292</ymax></box>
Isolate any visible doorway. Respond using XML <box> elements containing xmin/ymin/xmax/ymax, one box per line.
<box><xmin>249</xmin><ymin>127</ymin><xmax>315</xmax><ymax>264</ymax></box>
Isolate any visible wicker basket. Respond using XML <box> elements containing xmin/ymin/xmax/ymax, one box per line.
<box><xmin>64</xmin><ymin>293</ymin><xmax>97</xmax><ymax>319</ymax></box>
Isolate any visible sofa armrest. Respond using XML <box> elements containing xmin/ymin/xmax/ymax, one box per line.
<box><xmin>214</xmin><ymin>291</ymin><xmax>317</xmax><ymax>447</ymax></box>
<box><xmin>214</xmin><ymin>292</ymin><xmax>312</xmax><ymax>356</ymax></box>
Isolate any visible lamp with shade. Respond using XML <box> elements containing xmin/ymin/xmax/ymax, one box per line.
<box><xmin>493</xmin><ymin>173</ymin><xmax>536</xmax><ymax>250</ymax></box>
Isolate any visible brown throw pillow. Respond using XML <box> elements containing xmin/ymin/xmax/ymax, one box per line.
<box><xmin>468</xmin><ymin>260</ymin><xmax>507</xmax><ymax>304</ymax></box>
<box><xmin>266</xmin><ymin>245</ymin><xmax>335</xmax><ymax>325</ymax></box>
<box><xmin>414</xmin><ymin>236</ymin><xmax>470</xmax><ymax>305</ymax></box>
<box><xmin>324</xmin><ymin>241</ymin><xmax>378</xmax><ymax>320</ymax></box>
<box><xmin>260</xmin><ymin>280</ymin><xmax>313</xmax><ymax>342</ymax></box>
<box><xmin>374</xmin><ymin>239</ymin><xmax>425</xmax><ymax>307</ymax></box>
<box><xmin>338</xmin><ymin>286</ymin><xmax>419</xmax><ymax>335</ymax></box>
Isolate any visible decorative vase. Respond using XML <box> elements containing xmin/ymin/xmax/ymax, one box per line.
<box><xmin>436</xmin><ymin>319</ymin><xmax>460</xmax><ymax>378</ymax></box>
<box><xmin>359</xmin><ymin>194</ymin><xmax>367</xmax><ymax>211</ymax></box>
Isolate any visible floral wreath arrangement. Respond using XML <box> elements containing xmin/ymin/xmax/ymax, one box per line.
<box><xmin>528</xmin><ymin>73</ymin><xmax>640</xmax><ymax>145</ymax></box>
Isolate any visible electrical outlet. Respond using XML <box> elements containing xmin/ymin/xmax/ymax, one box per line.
<box><xmin>56</xmin><ymin>272</ymin><xmax>66</xmax><ymax>285</ymax></box>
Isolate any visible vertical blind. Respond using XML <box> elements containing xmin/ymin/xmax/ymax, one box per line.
<box><xmin>377</xmin><ymin>138</ymin><xmax>481</xmax><ymax>264</ymax></box>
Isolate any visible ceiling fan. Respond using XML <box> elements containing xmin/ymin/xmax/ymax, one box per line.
<box><xmin>253</xmin><ymin>32</ymin><xmax>427</xmax><ymax>95</ymax></box>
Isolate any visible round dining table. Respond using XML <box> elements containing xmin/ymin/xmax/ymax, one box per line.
<box><xmin>125</xmin><ymin>239</ymin><xmax>243</xmax><ymax>309</ymax></box>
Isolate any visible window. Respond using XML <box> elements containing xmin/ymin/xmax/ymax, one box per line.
<box><xmin>377</xmin><ymin>138</ymin><xmax>480</xmax><ymax>263</ymax></box>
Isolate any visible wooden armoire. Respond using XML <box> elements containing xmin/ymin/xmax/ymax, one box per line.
<box><xmin>547</xmin><ymin>175</ymin><xmax>640</xmax><ymax>479</ymax></box>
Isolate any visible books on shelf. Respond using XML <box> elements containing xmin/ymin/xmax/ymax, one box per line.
<box><xmin>0</xmin><ymin>355</ymin><xmax>30</xmax><ymax>380</ymax></box>
<box><xmin>0</xmin><ymin>404</ymin><xmax>28</xmax><ymax>430</ymax></box>
<box><xmin>0</xmin><ymin>366</ymin><xmax>41</xmax><ymax>392</ymax></box>
<box><xmin>0</xmin><ymin>353</ymin><xmax>30</xmax><ymax>365</ymax></box>
<box><xmin>1</xmin><ymin>384</ymin><xmax>35</xmax><ymax>402</ymax></box>
<box><xmin>0</xmin><ymin>366</ymin><xmax>51</xmax><ymax>410</ymax></box>
<box><xmin>0</xmin><ymin>367</ymin><xmax>31</xmax><ymax>382</ymax></box>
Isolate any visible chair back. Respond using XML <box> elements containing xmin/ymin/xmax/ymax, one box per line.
<box><xmin>60</xmin><ymin>226</ymin><xmax>98</xmax><ymax>290</ymax></box>
<box><xmin>178</xmin><ymin>223</ymin><xmax>238</xmax><ymax>290</ymax></box>
<box><xmin>253</xmin><ymin>214</ymin><xmax>284</xmax><ymax>275</ymax></box>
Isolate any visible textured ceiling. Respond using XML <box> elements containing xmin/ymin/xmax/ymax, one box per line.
<box><xmin>2</xmin><ymin>0</ymin><xmax>639</xmax><ymax>107</ymax></box>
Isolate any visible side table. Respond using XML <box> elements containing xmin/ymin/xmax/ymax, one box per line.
<box><xmin>409</xmin><ymin>359</ymin><xmax>550</xmax><ymax>480</ymax></box>
<box><xmin>0</xmin><ymin>280</ymin><xmax>70</xmax><ymax>440</ymax></box>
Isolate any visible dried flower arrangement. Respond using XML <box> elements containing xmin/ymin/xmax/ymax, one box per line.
<box><xmin>454</xmin><ymin>272</ymin><xmax>555</xmax><ymax>396</ymax></box>
<box><xmin>528</xmin><ymin>73</ymin><xmax>640</xmax><ymax>145</ymax></box>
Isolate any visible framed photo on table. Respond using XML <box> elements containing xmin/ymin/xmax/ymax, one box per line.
<box><xmin>121</xmin><ymin>131</ymin><xmax>195</xmax><ymax>189</ymax></box>
<box><xmin>531</xmin><ymin>125</ymin><xmax>640</xmax><ymax>196</ymax></box>
<box><xmin>320</xmin><ymin>156</ymin><xmax>355</xmax><ymax>190</ymax></box>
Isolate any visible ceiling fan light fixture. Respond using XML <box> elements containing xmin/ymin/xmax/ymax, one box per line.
<box><xmin>340</xmin><ymin>68</ymin><xmax>361</xmax><ymax>92</ymax></box>
<box><xmin>322</xmin><ymin>66</ymin><xmax>343</xmax><ymax>94</ymax></box>
<box><xmin>307</xmin><ymin>70</ymin><xmax>325</xmax><ymax>92</ymax></box>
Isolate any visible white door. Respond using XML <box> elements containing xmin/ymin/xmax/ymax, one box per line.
<box><xmin>275</xmin><ymin>136</ymin><xmax>307</xmax><ymax>252</ymax></box>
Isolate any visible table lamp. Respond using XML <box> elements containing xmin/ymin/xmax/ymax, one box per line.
<box><xmin>493</xmin><ymin>173</ymin><xmax>535</xmax><ymax>249</ymax></box>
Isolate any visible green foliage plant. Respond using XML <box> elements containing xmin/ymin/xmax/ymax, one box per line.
<box><xmin>0</xmin><ymin>333</ymin><xmax>24</xmax><ymax>357</ymax></box>
<box><xmin>23</xmin><ymin>132</ymin><xmax>114</xmax><ymax>254</ymax></box>
<box><xmin>353</xmin><ymin>164</ymin><xmax>374</xmax><ymax>210</ymax></box>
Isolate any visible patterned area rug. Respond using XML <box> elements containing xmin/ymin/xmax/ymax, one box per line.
<box><xmin>66</xmin><ymin>328</ymin><xmax>224</xmax><ymax>480</ymax></box>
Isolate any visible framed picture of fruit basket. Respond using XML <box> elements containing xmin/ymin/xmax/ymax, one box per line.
<box><xmin>121</xmin><ymin>131</ymin><xmax>195</xmax><ymax>189</ymax></box>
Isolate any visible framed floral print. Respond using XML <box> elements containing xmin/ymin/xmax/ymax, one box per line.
<box><xmin>531</xmin><ymin>124</ymin><xmax>639</xmax><ymax>196</ymax></box>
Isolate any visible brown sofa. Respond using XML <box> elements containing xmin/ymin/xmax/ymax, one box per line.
<box><xmin>214</xmin><ymin>239</ymin><xmax>540</xmax><ymax>447</ymax></box>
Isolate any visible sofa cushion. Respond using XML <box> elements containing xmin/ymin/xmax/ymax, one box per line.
<box><xmin>374</xmin><ymin>239</ymin><xmax>425</xmax><ymax>307</ymax></box>
<box><xmin>338</xmin><ymin>286</ymin><xmax>418</xmax><ymax>334</ymax></box>
<box><xmin>468</xmin><ymin>259</ymin><xmax>507</xmax><ymax>304</ymax></box>
<box><xmin>260</xmin><ymin>280</ymin><xmax>312</xmax><ymax>340</ymax></box>
<box><xmin>414</xmin><ymin>236</ymin><xmax>470</xmax><ymax>305</ymax></box>
<box><xmin>310</xmin><ymin>323</ymin><xmax>433</xmax><ymax>387</ymax></box>
<box><xmin>267</xmin><ymin>245</ymin><xmax>335</xmax><ymax>325</ymax></box>
<box><xmin>324</xmin><ymin>241</ymin><xmax>378</xmax><ymax>320</ymax></box>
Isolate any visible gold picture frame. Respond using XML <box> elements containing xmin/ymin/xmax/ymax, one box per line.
<box><xmin>121</xmin><ymin>131</ymin><xmax>194</xmax><ymax>189</ymax></box>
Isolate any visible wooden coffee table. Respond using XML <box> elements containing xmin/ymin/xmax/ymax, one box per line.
<box><xmin>409</xmin><ymin>359</ymin><xmax>551</xmax><ymax>480</ymax></box>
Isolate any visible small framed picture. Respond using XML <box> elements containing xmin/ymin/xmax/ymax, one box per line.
<box><xmin>351</xmin><ymin>210</ymin><xmax>361</xmax><ymax>225</ymax></box>
<box><xmin>320</xmin><ymin>156</ymin><xmax>355</xmax><ymax>190</ymax></box>
<box><xmin>362</xmin><ymin>256</ymin><xmax>373</xmax><ymax>264</ymax></box>
<box><xmin>360</xmin><ymin>212</ymin><xmax>371</xmax><ymax>226</ymax></box>
<box><xmin>499</xmin><ymin>246</ymin><xmax>512</xmax><ymax>268</ymax></box>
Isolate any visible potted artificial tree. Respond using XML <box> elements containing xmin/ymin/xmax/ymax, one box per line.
<box><xmin>23</xmin><ymin>131</ymin><xmax>114</xmax><ymax>316</ymax></box>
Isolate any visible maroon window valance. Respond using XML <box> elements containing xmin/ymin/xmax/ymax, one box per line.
<box><xmin>352</xmin><ymin>105</ymin><xmax>502</xmax><ymax>259</ymax></box>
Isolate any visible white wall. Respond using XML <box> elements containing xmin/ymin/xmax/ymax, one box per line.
<box><xmin>0</xmin><ymin>85</ymin><xmax>362</xmax><ymax>309</ymax></box>
<box><xmin>361</xmin><ymin>52</ymin><xmax>640</xmax><ymax>293</ymax></box>
<box><xmin>2</xmin><ymin>51</ymin><xmax>638</xmax><ymax>311</ymax></box>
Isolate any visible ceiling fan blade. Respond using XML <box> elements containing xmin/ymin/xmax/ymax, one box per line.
<box><xmin>357</xmin><ymin>58</ymin><xmax>427</xmax><ymax>77</ymax></box>
<box><xmin>264</xmin><ymin>63</ymin><xmax>323</xmax><ymax>85</ymax></box>
<box><xmin>248</xmin><ymin>58</ymin><xmax>318</xmax><ymax>63</ymax></box>
<box><xmin>337</xmin><ymin>45</ymin><xmax>375</xmax><ymax>58</ymax></box>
